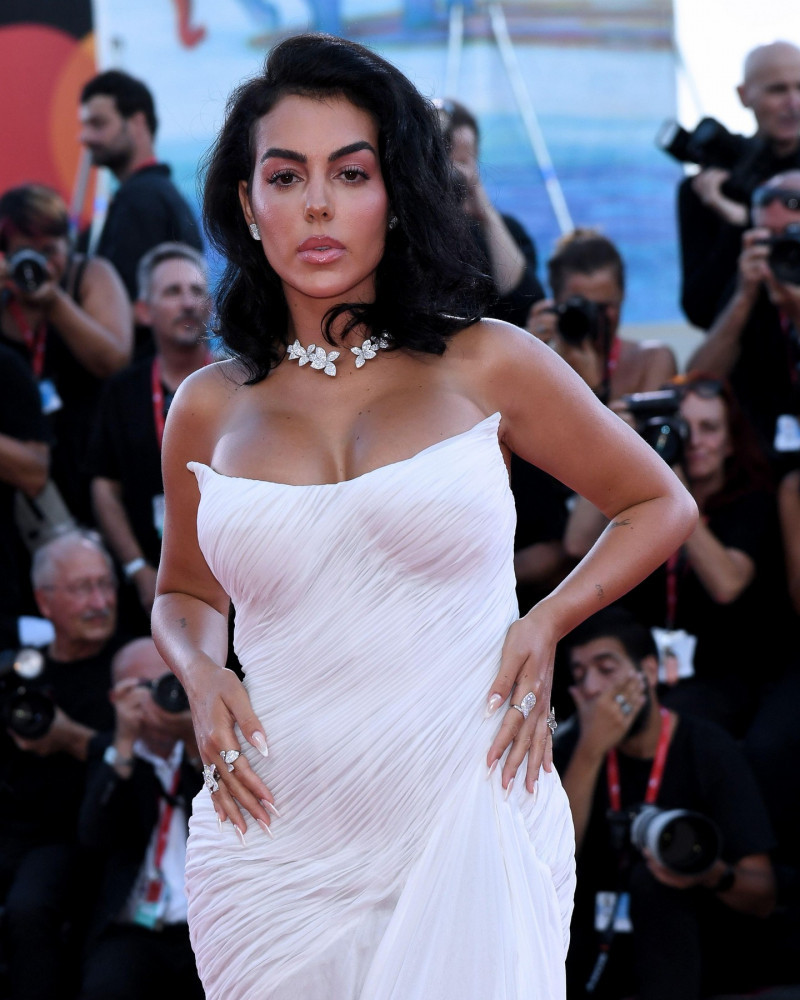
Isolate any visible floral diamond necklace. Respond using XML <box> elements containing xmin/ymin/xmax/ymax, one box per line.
<box><xmin>286</xmin><ymin>332</ymin><xmax>392</xmax><ymax>377</ymax></box>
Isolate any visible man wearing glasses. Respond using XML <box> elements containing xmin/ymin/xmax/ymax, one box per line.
<box><xmin>0</xmin><ymin>529</ymin><xmax>123</xmax><ymax>1000</ymax></box>
<box><xmin>687</xmin><ymin>170</ymin><xmax>800</xmax><ymax>474</ymax></box>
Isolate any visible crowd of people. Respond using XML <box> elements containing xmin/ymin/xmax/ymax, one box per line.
<box><xmin>0</xmin><ymin>31</ymin><xmax>799</xmax><ymax>1000</ymax></box>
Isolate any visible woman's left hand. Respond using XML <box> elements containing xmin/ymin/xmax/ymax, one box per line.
<box><xmin>485</xmin><ymin>607</ymin><xmax>558</xmax><ymax>794</ymax></box>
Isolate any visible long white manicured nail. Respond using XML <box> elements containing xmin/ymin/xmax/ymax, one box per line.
<box><xmin>251</xmin><ymin>732</ymin><xmax>269</xmax><ymax>757</ymax></box>
<box><xmin>484</xmin><ymin>693</ymin><xmax>502</xmax><ymax>718</ymax></box>
<box><xmin>504</xmin><ymin>778</ymin><xmax>515</xmax><ymax>801</ymax></box>
<box><xmin>486</xmin><ymin>760</ymin><xmax>498</xmax><ymax>780</ymax></box>
<box><xmin>257</xmin><ymin>819</ymin><xmax>275</xmax><ymax>839</ymax></box>
<box><xmin>217</xmin><ymin>814</ymin><xmax>226</xmax><ymax>834</ymax></box>
<box><xmin>261</xmin><ymin>799</ymin><xmax>281</xmax><ymax>818</ymax></box>
<box><xmin>235</xmin><ymin>825</ymin><xmax>247</xmax><ymax>846</ymax></box>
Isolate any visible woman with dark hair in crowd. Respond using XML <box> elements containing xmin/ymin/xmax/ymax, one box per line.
<box><xmin>612</xmin><ymin>373</ymin><xmax>791</xmax><ymax>735</ymax></box>
<box><xmin>0</xmin><ymin>183</ymin><xmax>132</xmax><ymax>523</ymax></box>
<box><xmin>150</xmin><ymin>33</ymin><xmax>695</xmax><ymax>1000</ymax></box>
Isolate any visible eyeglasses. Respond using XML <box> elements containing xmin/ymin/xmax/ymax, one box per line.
<box><xmin>40</xmin><ymin>577</ymin><xmax>117</xmax><ymax>599</ymax></box>
<box><xmin>751</xmin><ymin>187</ymin><xmax>800</xmax><ymax>212</ymax></box>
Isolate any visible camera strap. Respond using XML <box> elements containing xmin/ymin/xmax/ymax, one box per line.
<box><xmin>606</xmin><ymin>707</ymin><xmax>670</xmax><ymax>812</ymax></box>
<box><xmin>6</xmin><ymin>297</ymin><xmax>46</xmax><ymax>378</ymax></box>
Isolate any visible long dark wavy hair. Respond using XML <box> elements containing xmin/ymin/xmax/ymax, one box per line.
<box><xmin>202</xmin><ymin>33</ymin><xmax>492</xmax><ymax>383</ymax></box>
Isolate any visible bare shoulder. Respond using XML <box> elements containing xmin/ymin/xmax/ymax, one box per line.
<box><xmin>163</xmin><ymin>359</ymin><xmax>248</xmax><ymax>463</ymax></box>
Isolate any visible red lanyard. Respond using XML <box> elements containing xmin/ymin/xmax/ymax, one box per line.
<box><xmin>153</xmin><ymin>765</ymin><xmax>182</xmax><ymax>874</ymax></box>
<box><xmin>664</xmin><ymin>551</ymin><xmax>680</xmax><ymax>628</ymax></box>
<box><xmin>606</xmin><ymin>335</ymin><xmax>621</xmax><ymax>375</ymax></box>
<box><xmin>151</xmin><ymin>353</ymin><xmax>213</xmax><ymax>451</ymax></box>
<box><xmin>606</xmin><ymin>707</ymin><xmax>671</xmax><ymax>811</ymax></box>
<box><xmin>6</xmin><ymin>297</ymin><xmax>46</xmax><ymax>377</ymax></box>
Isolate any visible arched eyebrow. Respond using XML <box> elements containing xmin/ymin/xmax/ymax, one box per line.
<box><xmin>260</xmin><ymin>141</ymin><xmax>377</xmax><ymax>165</ymax></box>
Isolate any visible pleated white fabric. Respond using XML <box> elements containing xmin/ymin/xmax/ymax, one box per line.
<box><xmin>185</xmin><ymin>411</ymin><xmax>575</xmax><ymax>1000</ymax></box>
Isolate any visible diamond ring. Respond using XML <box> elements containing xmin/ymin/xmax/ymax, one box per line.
<box><xmin>614</xmin><ymin>693</ymin><xmax>633</xmax><ymax>716</ymax></box>
<box><xmin>220</xmin><ymin>749</ymin><xmax>241</xmax><ymax>772</ymax></box>
<box><xmin>546</xmin><ymin>709</ymin><xmax>557</xmax><ymax>735</ymax></box>
<box><xmin>510</xmin><ymin>691</ymin><xmax>537</xmax><ymax>720</ymax></box>
<box><xmin>203</xmin><ymin>763</ymin><xmax>220</xmax><ymax>793</ymax></box>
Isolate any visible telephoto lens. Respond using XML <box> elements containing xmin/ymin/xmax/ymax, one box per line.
<box><xmin>143</xmin><ymin>673</ymin><xmax>190</xmax><ymax>713</ymax></box>
<box><xmin>0</xmin><ymin>647</ymin><xmax>55</xmax><ymax>739</ymax></box>
<box><xmin>630</xmin><ymin>805</ymin><xmax>721</xmax><ymax>876</ymax></box>
<box><xmin>7</xmin><ymin>249</ymin><xmax>50</xmax><ymax>294</ymax></box>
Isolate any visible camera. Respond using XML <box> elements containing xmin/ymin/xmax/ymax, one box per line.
<box><xmin>0</xmin><ymin>647</ymin><xmax>55</xmax><ymax>739</ymax></box>
<box><xmin>766</xmin><ymin>223</ymin><xmax>800</xmax><ymax>286</ymax></box>
<box><xmin>630</xmin><ymin>805</ymin><xmax>721</xmax><ymax>876</ymax></box>
<box><xmin>655</xmin><ymin>116</ymin><xmax>767</xmax><ymax>204</ymax></box>
<box><xmin>622</xmin><ymin>388</ymin><xmax>689</xmax><ymax>467</ymax></box>
<box><xmin>555</xmin><ymin>295</ymin><xmax>611</xmax><ymax>349</ymax></box>
<box><xmin>138</xmin><ymin>672</ymin><xmax>189</xmax><ymax>714</ymax></box>
<box><xmin>6</xmin><ymin>248</ymin><xmax>50</xmax><ymax>294</ymax></box>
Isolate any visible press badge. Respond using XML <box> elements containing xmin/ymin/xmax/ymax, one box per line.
<box><xmin>132</xmin><ymin>877</ymin><xmax>167</xmax><ymax>930</ymax></box>
<box><xmin>38</xmin><ymin>379</ymin><xmax>63</xmax><ymax>415</ymax></box>
<box><xmin>595</xmin><ymin>892</ymin><xmax>632</xmax><ymax>933</ymax></box>
<box><xmin>774</xmin><ymin>415</ymin><xmax>800</xmax><ymax>453</ymax></box>
<box><xmin>651</xmin><ymin>627</ymin><xmax>696</xmax><ymax>685</ymax></box>
<box><xmin>152</xmin><ymin>494</ymin><xmax>165</xmax><ymax>539</ymax></box>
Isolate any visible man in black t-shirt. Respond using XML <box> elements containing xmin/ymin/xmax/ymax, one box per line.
<box><xmin>79</xmin><ymin>70</ymin><xmax>203</xmax><ymax>356</ymax></box>
<box><xmin>87</xmin><ymin>242</ymin><xmax>211</xmax><ymax>633</ymax></box>
<box><xmin>553</xmin><ymin>607</ymin><xmax>780</xmax><ymax>1000</ymax></box>
<box><xmin>0</xmin><ymin>342</ymin><xmax>49</xmax><ymax>647</ymax></box>
<box><xmin>0</xmin><ymin>529</ymin><xmax>122</xmax><ymax>1000</ymax></box>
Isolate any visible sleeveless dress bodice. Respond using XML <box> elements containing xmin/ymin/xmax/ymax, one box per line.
<box><xmin>185</xmin><ymin>412</ymin><xmax>575</xmax><ymax>999</ymax></box>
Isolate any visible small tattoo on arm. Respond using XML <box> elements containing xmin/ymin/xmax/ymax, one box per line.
<box><xmin>611</xmin><ymin>518</ymin><xmax>631</xmax><ymax>529</ymax></box>
<box><xmin>178</xmin><ymin>617</ymin><xmax>187</xmax><ymax>629</ymax></box>
<box><xmin>595</xmin><ymin>584</ymin><xmax>605</xmax><ymax>600</ymax></box>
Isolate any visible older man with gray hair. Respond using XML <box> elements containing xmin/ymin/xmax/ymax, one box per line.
<box><xmin>0</xmin><ymin>528</ymin><xmax>124</xmax><ymax>1000</ymax></box>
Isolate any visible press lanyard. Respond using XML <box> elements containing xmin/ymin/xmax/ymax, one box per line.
<box><xmin>152</xmin><ymin>765</ymin><xmax>182</xmax><ymax>876</ymax></box>
<box><xmin>6</xmin><ymin>297</ymin><xmax>46</xmax><ymax>377</ymax></box>
<box><xmin>151</xmin><ymin>353</ymin><xmax>213</xmax><ymax>450</ymax></box>
<box><xmin>606</xmin><ymin>707</ymin><xmax>671</xmax><ymax>811</ymax></box>
<box><xmin>606</xmin><ymin>335</ymin><xmax>621</xmax><ymax>377</ymax></box>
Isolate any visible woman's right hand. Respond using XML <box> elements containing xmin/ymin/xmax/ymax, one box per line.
<box><xmin>187</xmin><ymin>656</ymin><xmax>279</xmax><ymax>841</ymax></box>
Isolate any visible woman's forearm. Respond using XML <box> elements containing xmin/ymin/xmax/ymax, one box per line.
<box><xmin>151</xmin><ymin>591</ymin><xmax>230</xmax><ymax>695</ymax></box>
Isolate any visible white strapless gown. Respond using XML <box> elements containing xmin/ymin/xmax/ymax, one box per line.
<box><xmin>185</xmin><ymin>412</ymin><xmax>575</xmax><ymax>1000</ymax></box>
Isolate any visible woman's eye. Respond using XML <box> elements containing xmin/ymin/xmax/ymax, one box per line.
<box><xmin>268</xmin><ymin>170</ymin><xmax>297</xmax><ymax>187</ymax></box>
<box><xmin>340</xmin><ymin>167</ymin><xmax>366</xmax><ymax>183</ymax></box>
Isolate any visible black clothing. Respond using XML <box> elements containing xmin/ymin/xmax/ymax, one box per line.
<box><xmin>1</xmin><ymin>257</ymin><xmax>106</xmax><ymax>526</ymax></box>
<box><xmin>619</xmin><ymin>489</ymin><xmax>792</xmax><ymax>734</ymax></box>
<box><xmin>95</xmin><ymin>162</ymin><xmax>203</xmax><ymax>305</ymax></box>
<box><xmin>77</xmin><ymin>746</ymin><xmax>204</xmax><ymax>999</ymax></box>
<box><xmin>0</xmin><ymin>342</ymin><xmax>48</xmax><ymax>647</ymax></box>
<box><xmin>471</xmin><ymin>213</ymin><xmax>544</xmax><ymax>329</ymax></box>
<box><xmin>86</xmin><ymin>357</ymin><xmax>164</xmax><ymax>570</ymax></box>
<box><xmin>678</xmin><ymin>145</ymin><xmax>800</xmax><ymax>330</ymax></box>
<box><xmin>554</xmin><ymin>712</ymin><xmax>776</xmax><ymax>999</ymax></box>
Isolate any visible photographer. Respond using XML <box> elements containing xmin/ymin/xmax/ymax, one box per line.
<box><xmin>0</xmin><ymin>530</ymin><xmax>122</xmax><ymax>1000</ymax></box>
<box><xmin>76</xmin><ymin>638</ymin><xmax>203</xmax><ymax>1000</ymax></box>
<box><xmin>434</xmin><ymin>97</ymin><xmax>545</xmax><ymax>328</ymax></box>
<box><xmin>687</xmin><ymin>169</ymin><xmax>800</xmax><ymax>475</ymax></box>
<box><xmin>678</xmin><ymin>41</ymin><xmax>800</xmax><ymax>330</ymax></box>
<box><xmin>527</xmin><ymin>230</ymin><xmax>677</xmax><ymax>416</ymax></box>
<box><xmin>554</xmin><ymin>606</ymin><xmax>778</xmax><ymax>1000</ymax></box>
<box><xmin>0</xmin><ymin>184</ymin><xmax>132</xmax><ymax>525</ymax></box>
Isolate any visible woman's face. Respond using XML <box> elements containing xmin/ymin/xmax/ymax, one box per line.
<box><xmin>239</xmin><ymin>94</ymin><xmax>390</xmax><ymax>314</ymax></box>
<box><xmin>558</xmin><ymin>267</ymin><xmax>623</xmax><ymax>339</ymax></box>
<box><xmin>680</xmin><ymin>390</ymin><xmax>733</xmax><ymax>485</ymax></box>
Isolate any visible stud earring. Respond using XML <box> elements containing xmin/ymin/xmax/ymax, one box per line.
<box><xmin>388</xmin><ymin>216</ymin><xmax>398</xmax><ymax>231</ymax></box>
<box><xmin>249</xmin><ymin>223</ymin><xmax>261</xmax><ymax>241</ymax></box>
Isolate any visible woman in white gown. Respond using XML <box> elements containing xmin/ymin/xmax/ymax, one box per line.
<box><xmin>151</xmin><ymin>33</ymin><xmax>697</xmax><ymax>1000</ymax></box>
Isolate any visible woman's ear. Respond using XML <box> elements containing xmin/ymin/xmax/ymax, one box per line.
<box><xmin>238</xmin><ymin>180</ymin><xmax>254</xmax><ymax>227</ymax></box>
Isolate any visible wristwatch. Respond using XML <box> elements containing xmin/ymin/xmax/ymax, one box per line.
<box><xmin>122</xmin><ymin>557</ymin><xmax>147</xmax><ymax>580</ymax></box>
<box><xmin>103</xmin><ymin>744</ymin><xmax>135</xmax><ymax>769</ymax></box>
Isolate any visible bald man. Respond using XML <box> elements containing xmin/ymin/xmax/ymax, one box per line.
<box><xmin>687</xmin><ymin>168</ymin><xmax>800</xmax><ymax>473</ymax></box>
<box><xmin>678</xmin><ymin>40</ymin><xmax>800</xmax><ymax>330</ymax></box>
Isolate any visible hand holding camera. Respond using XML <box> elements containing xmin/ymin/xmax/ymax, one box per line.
<box><xmin>1</xmin><ymin>247</ymin><xmax>59</xmax><ymax>307</ymax></box>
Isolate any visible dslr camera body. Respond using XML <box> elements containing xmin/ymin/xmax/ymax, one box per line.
<box><xmin>6</xmin><ymin>248</ymin><xmax>50</xmax><ymax>294</ymax></box>
<box><xmin>554</xmin><ymin>295</ymin><xmax>612</xmax><ymax>351</ymax></box>
<box><xmin>656</xmin><ymin>116</ymin><xmax>779</xmax><ymax>205</ymax></box>
<box><xmin>0</xmin><ymin>646</ymin><xmax>55</xmax><ymax>740</ymax></box>
<box><xmin>137</xmin><ymin>672</ymin><xmax>190</xmax><ymax>714</ymax></box>
<box><xmin>621</xmin><ymin>388</ymin><xmax>689</xmax><ymax>467</ymax></box>
<box><xmin>762</xmin><ymin>223</ymin><xmax>800</xmax><ymax>287</ymax></box>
